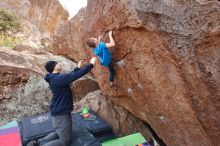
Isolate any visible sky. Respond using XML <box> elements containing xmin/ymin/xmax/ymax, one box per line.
<box><xmin>59</xmin><ymin>0</ymin><xmax>87</xmax><ymax>18</ymax></box>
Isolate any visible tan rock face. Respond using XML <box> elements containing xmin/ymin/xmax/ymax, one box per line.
<box><xmin>15</xmin><ymin>19</ymin><xmax>43</xmax><ymax>48</ymax></box>
<box><xmin>0</xmin><ymin>0</ymin><xmax>68</xmax><ymax>37</ymax></box>
<box><xmin>52</xmin><ymin>8</ymin><xmax>87</xmax><ymax>62</ymax></box>
<box><xmin>53</xmin><ymin>0</ymin><xmax>220</xmax><ymax>145</ymax></box>
<box><xmin>71</xmin><ymin>77</ymin><xmax>100</xmax><ymax>102</ymax></box>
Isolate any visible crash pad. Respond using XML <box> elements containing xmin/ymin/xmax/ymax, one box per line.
<box><xmin>101</xmin><ymin>133</ymin><xmax>147</xmax><ymax>146</ymax></box>
<box><xmin>0</xmin><ymin>121</ymin><xmax>22</xmax><ymax>146</ymax></box>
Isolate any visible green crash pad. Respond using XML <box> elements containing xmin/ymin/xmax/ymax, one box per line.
<box><xmin>0</xmin><ymin>121</ymin><xmax>18</xmax><ymax>129</ymax></box>
<box><xmin>101</xmin><ymin>133</ymin><xmax>146</xmax><ymax>146</ymax></box>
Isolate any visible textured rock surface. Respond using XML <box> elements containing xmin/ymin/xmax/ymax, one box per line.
<box><xmin>71</xmin><ymin>77</ymin><xmax>100</xmax><ymax>102</ymax></box>
<box><xmin>54</xmin><ymin>1</ymin><xmax>220</xmax><ymax>145</ymax></box>
<box><xmin>0</xmin><ymin>73</ymin><xmax>51</xmax><ymax>125</ymax></box>
<box><xmin>15</xmin><ymin>19</ymin><xmax>43</xmax><ymax>48</ymax></box>
<box><xmin>10</xmin><ymin>19</ymin><xmax>45</xmax><ymax>49</ymax></box>
<box><xmin>0</xmin><ymin>0</ymin><xmax>68</xmax><ymax>37</ymax></box>
<box><xmin>74</xmin><ymin>90</ymin><xmax>155</xmax><ymax>144</ymax></box>
<box><xmin>52</xmin><ymin>8</ymin><xmax>87</xmax><ymax>61</ymax></box>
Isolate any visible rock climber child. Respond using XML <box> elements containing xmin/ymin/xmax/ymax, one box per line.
<box><xmin>87</xmin><ymin>30</ymin><xmax>116</xmax><ymax>86</ymax></box>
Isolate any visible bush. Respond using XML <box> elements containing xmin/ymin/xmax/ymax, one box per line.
<box><xmin>0</xmin><ymin>9</ymin><xmax>23</xmax><ymax>34</ymax></box>
<box><xmin>0</xmin><ymin>10</ymin><xmax>23</xmax><ymax>47</ymax></box>
<box><xmin>0</xmin><ymin>34</ymin><xmax>23</xmax><ymax>47</ymax></box>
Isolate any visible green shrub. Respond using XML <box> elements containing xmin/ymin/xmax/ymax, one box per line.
<box><xmin>0</xmin><ymin>33</ymin><xmax>24</xmax><ymax>47</ymax></box>
<box><xmin>0</xmin><ymin>9</ymin><xmax>23</xmax><ymax>34</ymax></box>
<box><xmin>0</xmin><ymin>10</ymin><xmax>23</xmax><ymax>47</ymax></box>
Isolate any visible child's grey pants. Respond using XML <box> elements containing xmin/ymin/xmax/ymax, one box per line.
<box><xmin>38</xmin><ymin>113</ymin><xmax>72</xmax><ymax>146</ymax></box>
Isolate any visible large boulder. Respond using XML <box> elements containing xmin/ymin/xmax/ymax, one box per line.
<box><xmin>54</xmin><ymin>1</ymin><xmax>220</xmax><ymax>145</ymax></box>
<box><xmin>71</xmin><ymin>77</ymin><xmax>100</xmax><ymax>102</ymax></box>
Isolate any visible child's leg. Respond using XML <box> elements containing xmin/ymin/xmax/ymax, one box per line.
<box><xmin>107</xmin><ymin>62</ymin><xmax>116</xmax><ymax>82</ymax></box>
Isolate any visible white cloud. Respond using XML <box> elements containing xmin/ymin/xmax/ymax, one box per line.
<box><xmin>59</xmin><ymin>0</ymin><xmax>87</xmax><ymax>18</ymax></box>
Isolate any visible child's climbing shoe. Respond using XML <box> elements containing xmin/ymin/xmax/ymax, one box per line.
<box><xmin>109</xmin><ymin>82</ymin><xmax>114</xmax><ymax>87</ymax></box>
